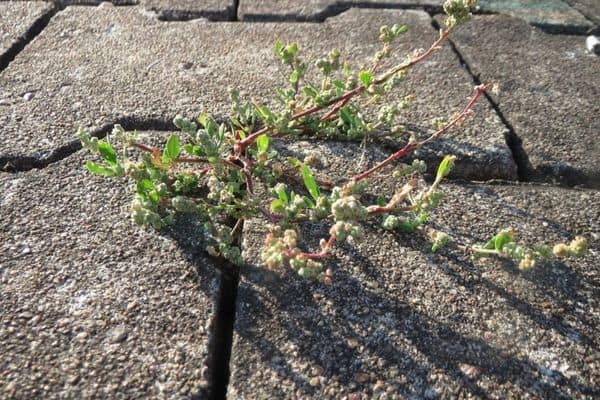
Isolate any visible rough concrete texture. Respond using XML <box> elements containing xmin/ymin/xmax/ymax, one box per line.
<box><xmin>477</xmin><ymin>0</ymin><xmax>592</xmax><ymax>32</ymax></box>
<box><xmin>0</xmin><ymin>1</ymin><xmax>54</xmax><ymax>59</ymax></box>
<box><xmin>238</xmin><ymin>0</ymin><xmax>441</xmax><ymax>21</ymax></box>
<box><xmin>446</xmin><ymin>14</ymin><xmax>600</xmax><ymax>187</ymax></box>
<box><xmin>238</xmin><ymin>0</ymin><xmax>592</xmax><ymax>31</ymax></box>
<box><xmin>0</xmin><ymin>7</ymin><xmax>516</xmax><ymax>181</ymax></box>
<box><xmin>141</xmin><ymin>0</ymin><xmax>236</xmax><ymax>20</ymax></box>
<box><xmin>230</xmin><ymin>141</ymin><xmax>599</xmax><ymax>399</ymax></box>
<box><xmin>561</xmin><ymin>0</ymin><xmax>600</xmax><ymax>25</ymax></box>
<box><xmin>0</xmin><ymin>142</ymin><xmax>219</xmax><ymax>398</ymax></box>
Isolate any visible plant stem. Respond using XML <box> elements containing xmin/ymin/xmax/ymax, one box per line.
<box><xmin>351</xmin><ymin>84</ymin><xmax>488</xmax><ymax>182</ymax></box>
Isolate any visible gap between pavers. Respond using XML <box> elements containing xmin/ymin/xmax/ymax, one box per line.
<box><xmin>0</xmin><ymin>6</ymin><xmax>516</xmax><ymax>182</ymax></box>
<box><xmin>0</xmin><ymin>142</ymin><xmax>224</xmax><ymax>398</ymax></box>
<box><xmin>443</xmin><ymin>14</ymin><xmax>600</xmax><ymax>187</ymax></box>
<box><xmin>228</xmin><ymin>140</ymin><xmax>599</xmax><ymax>399</ymax></box>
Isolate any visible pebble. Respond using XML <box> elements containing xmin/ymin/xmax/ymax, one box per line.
<box><xmin>23</xmin><ymin>92</ymin><xmax>34</xmax><ymax>101</ymax></box>
<box><xmin>309</xmin><ymin>376</ymin><xmax>320</xmax><ymax>387</ymax></box>
<box><xmin>586</xmin><ymin>35</ymin><xmax>600</xmax><ymax>55</ymax></box>
<box><xmin>108</xmin><ymin>327</ymin><xmax>128</xmax><ymax>343</ymax></box>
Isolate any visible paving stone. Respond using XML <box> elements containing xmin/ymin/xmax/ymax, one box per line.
<box><xmin>53</xmin><ymin>1</ymin><xmax>234</xmax><ymax>20</ymax></box>
<box><xmin>477</xmin><ymin>0</ymin><xmax>592</xmax><ymax>33</ymax></box>
<box><xmin>0</xmin><ymin>1</ymin><xmax>55</xmax><ymax>60</ymax></box>
<box><xmin>0</xmin><ymin>142</ymin><xmax>219</xmax><ymax>398</ymax></box>
<box><xmin>238</xmin><ymin>0</ymin><xmax>441</xmax><ymax>21</ymax></box>
<box><xmin>229</xmin><ymin>140</ymin><xmax>599</xmax><ymax>399</ymax></box>
<box><xmin>0</xmin><ymin>7</ymin><xmax>515</xmax><ymax>181</ymax></box>
<box><xmin>445</xmin><ymin>14</ymin><xmax>600</xmax><ymax>187</ymax></box>
<box><xmin>238</xmin><ymin>0</ymin><xmax>592</xmax><ymax>31</ymax></box>
<box><xmin>560</xmin><ymin>0</ymin><xmax>600</xmax><ymax>25</ymax></box>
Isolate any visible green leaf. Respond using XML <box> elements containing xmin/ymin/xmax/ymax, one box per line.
<box><xmin>302</xmin><ymin>86</ymin><xmax>318</xmax><ymax>98</ymax></box>
<box><xmin>300</xmin><ymin>164</ymin><xmax>320</xmax><ymax>201</ymax></box>
<box><xmin>289</xmin><ymin>70</ymin><xmax>300</xmax><ymax>85</ymax></box>
<box><xmin>303</xmin><ymin>196</ymin><xmax>315</xmax><ymax>209</ymax></box>
<box><xmin>98</xmin><ymin>141</ymin><xmax>117</xmax><ymax>166</ymax></box>
<box><xmin>256</xmin><ymin>134</ymin><xmax>269</xmax><ymax>152</ymax></box>
<box><xmin>339</xmin><ymin>106</ymin><xmax>353</xmax><ymax>126</ymax></box>
<box><xmin>274</xmin><ymin>39</ymin><xmax>283</xmax><ymax>55</ymax></box>
<box><xmin>435</xmin><ymin>155</ymin><xmax>456</xmax><ymax>182</ymax></box>
<box><xmin>276</xmin><ymin>186</ymin><xmax>288</xmax><ymax>204</ymax></box>
<box><xmin>494</xmin><ymin>231</ymin><xmax>513</xmax><ymax>251</ymax></box>
<box><xmin>162</xmin><ymin>135</ymin><xmax>180</xmax><ymax>164</ymax></box>
<box><xmin>198</xmin><ymin>113</ymin><xmax>210</xmax><ymax>128</ymax></box>
<box><xmin>359</xmin><ymin>70</ymin><xmax>372</xmax><ymax>87</ymax></box>
<box><xmin>332</xmin><ymin>79</ymin><xmax>346</xmax><ymax>90</ymax></box>
<box><xmin>137</xmin><ymin>179</ymin><xmax>155</xmax><ymax>194</ymax></box>
<box><xmin>85</xmin><ymin>160</ymin><xmax>115</xmax><ymax>176</ymax></box>
<box><xmin>270</xmin><ymin>199</ymin><xmax>285</xmax><ymax>213</ymax></box>
<box><xmin>376</xmin><ymin>197</ymin><xmax>387</xmax><ymax>207</ymax></box>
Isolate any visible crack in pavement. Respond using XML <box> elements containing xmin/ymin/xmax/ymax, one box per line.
<box><xmin>0</xmin><ymin>3</ymin><xmax>59</xmax><ymax>73</ymax></box>
<box><xmin>0</xmin><ymin>116</ymin><xmax>176</xmax><ymax>172</ymax></box>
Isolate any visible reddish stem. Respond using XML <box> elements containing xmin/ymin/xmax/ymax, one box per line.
<box><xmin>351</xmin><ymin>84</ymin><xmax>488</xmax><ymax>182</ymax></box>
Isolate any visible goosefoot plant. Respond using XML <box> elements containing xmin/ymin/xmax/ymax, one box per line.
<box><xmin>79</xmin><ymin>0</ymin><xmax>586</xmax><ymax>283</ymax></box>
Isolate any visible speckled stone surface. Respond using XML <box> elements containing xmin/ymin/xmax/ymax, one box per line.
<box><xmin>238</xmin><ymin>0</ymin><xmax>441</xmax><ymax>21</ymax></box>
<box><xmin>477</xmin><ymin>0</ymin><xmax>592</xmax><ymax>32</ymax></box>
<box><xmin>0</xmin><ymin>7</ymin><xmax>515</xmax><ymax>181</ymax></box>
<box><xmin>0</xmin><ymin>1</ymin><xmax>55</xmax><ymax>58</ymax></box>
<box><xmin>559</xmin><ymin>0</ymin><xmax>600</xmax><ymax>25</ymax></box>
<box><xmin>229</xmin><ymin>141</ymin><xmax>599</xmax><ymax>399</ymax></box>
<box><xmin>446</xmin><ymin>14</ymin><xmax>600</xmax><ymax>187</ymax></box>
<box><xmin>0</xmin><ymin>143</ymin><xmax>218</xmax><ymax>398</ymax></box>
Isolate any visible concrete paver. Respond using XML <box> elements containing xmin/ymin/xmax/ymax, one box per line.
<box><xmin>0</xmin><ymin>7</ymin><xmax>516</xmax><ymax>181</ymax></box>
<box><xmin>238</xmin><ymin>0</ymin><xmax>440</xmax><ymax>21</ymax></box>
<box><xmin>478</xmin><ymin>0</ymin><xmax>592</xmax><ymax>32</ymax></box>
<box><xmin>238</xmin><ymin>0</ymin><xmax>592</xmax><ymax>31</ymax></box>
<box><xmin>0</xmin><ymin>1</ymin><xmax>55</xmax><ymax>61</ymax></box>
<box><xmin>0</xmin><ymin>143</ymin><xmax>218</xmax><ymax>398</ymax></box>
<box><xmin>564</xmin><ymin>0</ymin><xmax>600</xmax><ymax>24</ymax></box>
<box><xmin>229</xmin><ymin>140</ymin><xmax>599</xmax><ymax>399</ymax></box>
<box><xmin>447</xmin><ymin>14</ymin><xmax>600</xmax><ymax>186</ymax></box>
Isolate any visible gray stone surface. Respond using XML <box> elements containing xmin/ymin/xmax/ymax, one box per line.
<box><xmin>238</xmin><ymin>0</ymin><xmax>441</xmax><ymax>21</ymax></box>
<box><xmin>477</xmin><ymin>0</ymin><xmax>592</xmax><ymax>32</ymax></box>
<box><xmin>446</xmin><ymin>14</ymin><xmax>600</xmax><ymax>187</ymax></box>
<box><xmin>0</xmin><ymin>1</ymin><xmax>54</xmax><ymax>59</ymax></box>
<box><xmin>229</xmin><ymin>140</ymin><xmax>599</xmax><ymax>399</ymax></box>
<box><xmin>140</xmin><ymin>0</ymin><xmax>235</xmax><ymax>20</ymax></box>
<box><xmin>0</xmin><ymin>7</ymin><xmax>516</xmax><ymax>181</ymax></box>
<box><xmin>238</xmin><ymin>0</ymin><xmax>592</xmax><ymax>31</ymax></box>
<box><xmin>563</xmin><ymin>0</ymin><xmax>600</xmax><ymax>24</ymax></box>
<box><xmin>0</xmin><ymin>144</ymin><xmax>218</xmax><ymax>398</ymax></box>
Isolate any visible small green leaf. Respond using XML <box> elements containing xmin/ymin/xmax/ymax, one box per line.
<box><xmin>300</xmin><ymin>164</ymin><xmax>320</xmax><ymax>201</ymax></box>
<box><xmin>162</xmin><ymin>135</ymin><xmax>180</xmax><ymax>164</ymax></box>
<box><xmin>303</xmin><ymin>86</ymin><xmax>318</xmax><ymax>98</ymax></box>
<box><xmin>332</xmin><ymin>79</ymin><xmax>345</xmax><ymax>90</ymax></box>
<box><xmin>270</xmin><ymin>199</ymin><xmax>285</xmax><ymax>213</ymax></box>
<box><xmin>276</xmin><ymin>186</ymin><xmax>288</xmax><ymax>204</ymax></box>
<box><xmin>376</xmin><ymin>197</ymin><xmax>387</xmax><ymax>207</ymax></box>
<box><xmin>435</xmin><ymin>155</ymin><xmax>456</xmax><ymax>182</ymax></box>
<box><xmin>339</xmin><ymin>106</ymin><xmax>353</xmax><ymax>126</ymax></box>
<box><xmin>274</xmin><ymin>39</ymin><xmax>283</xmax><ymax>55</ymax></box>
<box><xmin>98</xmin><ymin>142</ymin><xmax>117</xmax><ymax>166</ymax></box>
<box><xmin>85</xmin><ymin>160</ymin><xmax>115</xmax><ymax>176</ymax></box>
<box><xmin>303</xmin><ymin>196</ymin><xmax>315</xmax><ymax>209</ymax></box>
<box><xmin>359</xmin><ymin>70</ymin><xmax>372</xmax><ymax>87</ymax></box>
<box><xmin>198</xmin><ymin>113</ymin><xmax>210</xmax><ymax>128</ymax></box>
<box><xmin>256</xmin><ymin>134</ymin><xmax>270</xmax><ymax>152</ymax></box>
<box><xmin>494</xmin><ymin>231</ymin><xmax>513</xmax><ymax>251</ymax></box>
<box><xmin>289</xmin><ymin>70</ymin><xmax>300</xmax><ymax>85</ymax></box>
<box><xmin>137</xmin><ymin>179</ymin><xmax>155</xmax><ymax>194</ymax></box>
